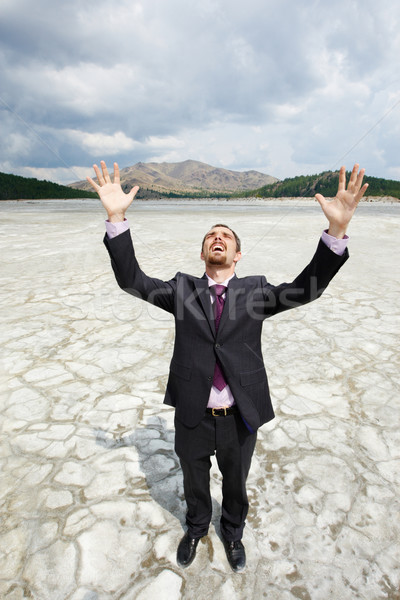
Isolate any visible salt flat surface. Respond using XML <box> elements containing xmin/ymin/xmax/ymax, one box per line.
<box><xmin>0</xmin><ymin>199</ymin><xmax>399</xmax><ymax>599</ymax></box>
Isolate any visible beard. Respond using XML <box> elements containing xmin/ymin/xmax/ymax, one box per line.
<box><xmin>207</xmin><ymin>254</ymin><xmax>227</xmax><ymax>265</ymax></box>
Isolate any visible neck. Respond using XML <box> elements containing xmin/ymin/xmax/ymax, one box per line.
<box><xmin>205</xmin><ymin>265</ymin><xmax>235</xmax><ymax>283</ymax></box>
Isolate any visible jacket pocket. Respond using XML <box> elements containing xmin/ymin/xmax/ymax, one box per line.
<box><xmin>240</xmin><ymin>366</ymin><xmax>267</xmax><ymax>387</ymax></box>
<box><xmin>170</xmin><ymin>358</ymin><xmax>192</xmax><ymax>381</ymax></box>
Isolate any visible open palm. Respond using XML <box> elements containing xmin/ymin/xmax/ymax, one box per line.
<box><xmin>87</xmin><ymin>161</ymin><xmax>139</xmax><ymax>222</ymax></box>
<box><xmin>315</xmin><ymin>164</ymin><xmax>368</xmax><ymax>238</ymax></box>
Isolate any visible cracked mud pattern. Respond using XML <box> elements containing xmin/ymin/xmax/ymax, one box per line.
<box><xmin>0</xmin><ymin>200</ymin><xmax>399</xmax><ymax>599</ymax></box>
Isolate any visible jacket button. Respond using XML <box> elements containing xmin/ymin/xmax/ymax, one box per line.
<box><xmin>215</xmin><ymin>343</ymin><xmax>220</xmax><ymax>348</ymax></box>
<box><xmin>208</xmin><ymin>376</ymin><xmax>212</xmax><ymax>381</ymax></box>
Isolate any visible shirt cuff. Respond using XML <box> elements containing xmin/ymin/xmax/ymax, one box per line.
<box><xmin>105</xmin><ymin>219</ymin><xmax>129</xmax><ymax>239</ymax></box>
<box><xmin>321</xmin><ymin>229</ymin><xmax>349</xmax><ymax>256</ymax></box>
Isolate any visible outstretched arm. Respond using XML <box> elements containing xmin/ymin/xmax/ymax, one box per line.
<box><xmin>315</xmin><ymin>164</ymin><xmax>368</xmax><ymax>239</ymax></box>
<box><xmin>87</xmin><ymin>160</ymin><xmax>139</xmax><ymax>223</ymax></box>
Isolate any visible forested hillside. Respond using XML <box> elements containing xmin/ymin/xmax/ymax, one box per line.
<box><xmin>0</xmin><ymin>172</ymin><xmax>97</xmax><ymax>200</ymax></box>
<box><xmin>238</xmin><ymin>171</ymin><xmax>400</xmax><ymax>199</ymax></box>
<box><xmin>1</xmin><ymin>169</ymin><xmax>399</xmax><ymax>200</ymax></box>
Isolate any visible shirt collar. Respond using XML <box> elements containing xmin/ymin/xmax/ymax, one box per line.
<box><xmin>205</xmin><ymin>273</ymin><xmax>235</xmax><ymax>288</ymax></box>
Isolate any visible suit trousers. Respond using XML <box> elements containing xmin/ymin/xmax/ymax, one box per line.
<box><xmin>174</xmin><ymin>410</ymin><xmax>257</xmax><ymax>541</ymax></box>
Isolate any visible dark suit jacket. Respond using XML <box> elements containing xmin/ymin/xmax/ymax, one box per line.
<box><xmin>104</xmin><ymin>230</ymin><xmax>348</xmax><ymax>431</ymax></box>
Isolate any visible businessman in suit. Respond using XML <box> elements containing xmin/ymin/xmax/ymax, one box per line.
<box><xmin>88</xmin><ymin>161</ymin><xmax>367</xmax><ymax>572</ymax></box>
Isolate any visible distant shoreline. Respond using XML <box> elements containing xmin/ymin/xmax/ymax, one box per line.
<box><xmin>1</xmin><ymin>196</ymin><xmax>399</xmax><ymax>204</ymax></box>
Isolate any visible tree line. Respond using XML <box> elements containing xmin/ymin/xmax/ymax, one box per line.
<box><xmin>234</xmin><ymin>170</ymin><xmax>400</xmax><ymax>199</ymax></box>
<box><xmin>1</xmin><ymin>168</ymin><xmax>399</xmax><ymax>200</ymax></box>
<box><xmin>0</xmin><ymin>171</ymin><xmax>97</xmax><ymax>200</ymax></box>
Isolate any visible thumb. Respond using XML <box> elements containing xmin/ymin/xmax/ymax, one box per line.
<box><xmin>315</xmin><ymin>193</ymin><xmax>326</xmax><ymax>207</ymax></box>
<box><xmin>127</xmin><ymin>185</ymin><xmax>140</xmax><ymax>202</ymax></box>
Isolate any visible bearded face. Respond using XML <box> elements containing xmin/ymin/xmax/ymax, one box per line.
<box><xmin>207</xmin><ymin>239</ymin><xmax>226</xmax><ymax>264</ymax></box>
<box><xmin>201</xmin><ymin>226</ymin><xmax>241</xmax><ymax>269</ymax></box>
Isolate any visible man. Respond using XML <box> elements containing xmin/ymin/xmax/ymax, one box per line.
<box><xmin>88</xmin><ymin>161</ymin><xmax>367</xmax><ymax>572</ymax></box>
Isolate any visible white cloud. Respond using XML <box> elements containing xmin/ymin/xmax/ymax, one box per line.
<box><xmin>144</xmin><ymin>136</ymin><xmax>185</xmax><ymax>150</ymax></box>
<box><xmin>387</xmin><ymin>166</ymin><xmax>400</xmax><ymax>180</ymax></box>
<box><xmin>0</xmin><ymin>164</ymin><xmax>91</xmax><ymax>185</ymax></box>
<box><xmin>6</xmin><ymin>133</ymin><xmax>33</xmax><ymax>157</ymax></box>
<box><xmin>65</xmin><ymin>129</ymin><xmax>139</xmax><ymax>154</ymax></box>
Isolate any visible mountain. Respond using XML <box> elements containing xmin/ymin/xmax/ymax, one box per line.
<box><xmin>2</xmin><ymin>167</ymin><xmax>398</xmax><ymax>201</ymax></box>
<box><xmin>70</xmin><ymin>159</ymin><xmax>278</xmax><ymax>195</ymax></box>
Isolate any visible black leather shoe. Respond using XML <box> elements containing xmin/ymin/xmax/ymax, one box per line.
<box><xmin>222</xmin><ymin>538</ymin><xmax>246</xmax><ymax>572</ymax></box>
<box><xmin>177</xmin><ymin>532</ymin><xmax>201</xmax><ymax>568</ymax></box>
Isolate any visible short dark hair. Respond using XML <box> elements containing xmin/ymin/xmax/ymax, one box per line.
<box><xmin>202</xmin><ymin>223</ymin><xmax>241</xmax><ymax>252</ymax></box>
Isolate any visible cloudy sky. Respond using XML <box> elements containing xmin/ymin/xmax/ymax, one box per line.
<box><xmin>1</xmin><ymin>0</ymin><xmax>399</xmax><ymax>185</ymax></box>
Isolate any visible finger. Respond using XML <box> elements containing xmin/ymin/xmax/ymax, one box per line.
<box><xmin>315</xmin><ymin>193</ymin><xmax>326</xmax><ymax>208</ymax></box>
<box><xmin>348</xmin><ymin>163</ymin><xmax>359</xmax><ymax>189</ymax></box>
<box><xmin>101</xmin><ymin>160</ymin><xmax>111</xmax><ymax>184</ymax></box>
<box><xmin>93</xmin><ymin>163</ymin><xmax>105</xmax><ymax>186</ymax></box>
<box><xmin>354</xmin><ymin>167</ymin><xmax>365</xmax><ymax>193</ymax></box>
<box><xmin>338</xmin><ymin>165</ymin><xmax>346</xmax><ymax>192</ymax></box>
<box><xmin>113</xmin><ymin>162</ymin><xmax>120</xmax><ymax>185</ymax></box>
<box><xmin>355</xmin><ymin>182</ymin><xmax>368</xmax><ymax>203</ymax></box>
<box><xmin>127</xmin><ymin>185</ymin><xmax>140</xmax><ymax>201</ymax></box>
<box><xmin>86</xmin><ymin>175</ymin><xmax>100</xmax><ymax>193</ymax></box>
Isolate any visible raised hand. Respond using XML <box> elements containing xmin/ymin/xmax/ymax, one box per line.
<box><xmin>87</xmin><ymin>161</ymin><xmax>139</xmax><ymax>222</ymax></box>
<box><xmin>315</xmin><ymin>164</ymin><xmax>368</xmax><ymax>238</ymax></box>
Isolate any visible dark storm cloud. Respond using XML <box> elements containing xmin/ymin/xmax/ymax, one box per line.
<box><xmin>0</xmin><ymin>0</ymin><xmax>399</xmax><ymax>183</ymax></box>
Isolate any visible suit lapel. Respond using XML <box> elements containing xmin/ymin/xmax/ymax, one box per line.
<box><xmin>194</xmin><ymin>276</ymin><xmax>215</xmax><ymax>336</ymax></box>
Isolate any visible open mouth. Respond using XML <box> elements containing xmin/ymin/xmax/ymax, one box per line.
<box><xmin>212</xmin><ymin>243</ymin><xmax>224</xmax><ymax>252</ymax></box>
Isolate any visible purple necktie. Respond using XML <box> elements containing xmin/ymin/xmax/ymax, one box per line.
<box><xmin>211</xmin><ymin>284</ymin><xmax>227</xmax><ymax>391</ymax></box>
